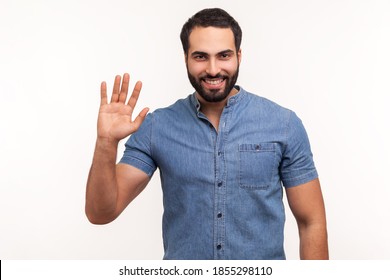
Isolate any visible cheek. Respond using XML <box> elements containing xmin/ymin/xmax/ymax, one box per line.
<box><xmin>222</xmin><ymin>61</ymin><xmax>239</xmax><ymax>74</ymax></box>
<box><xmin>187</xmin><ymin>63</ymin><xmax>205</xmax><ymax>77</ymax></box>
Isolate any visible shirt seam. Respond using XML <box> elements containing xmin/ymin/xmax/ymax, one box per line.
<box><xmin>283</xmin><ymin>170</ymin><xmax>318</xmax><ymax>188</ymax></box>
<box><xmin>119</xmin><ymin>156</ymin><xmax>155</xmax><ymax>176</ymax></box>
<box><xmin>150</xmin><ymin>113</ymin><xmax>155</xmax><ymax>161</ymax></box>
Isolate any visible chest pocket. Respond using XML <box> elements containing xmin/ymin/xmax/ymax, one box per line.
<box><xmin>239</xmin><ymin>143</ymin><xmax>276</xmax><ymax>189</ymax></box>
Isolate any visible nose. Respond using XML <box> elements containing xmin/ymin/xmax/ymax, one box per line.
<box><xmin>205</xmin><ymin>58</ymin><xmax>220</xmax><ymax>77</ymax></box>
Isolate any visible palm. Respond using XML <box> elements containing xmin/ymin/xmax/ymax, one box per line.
<box><xmin>97</xmin><ymin>73</ymin><xmax>149</xmax><ymax>141</ymax></box>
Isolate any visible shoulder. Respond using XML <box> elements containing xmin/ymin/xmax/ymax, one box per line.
<box><xmin>139</xmin><ymin>94</ymin><xmax>197</xmax><ymax>135</ymax></box>
<box><xmin>125</xmin><ymin>95</ymin><xmax>194</xmax><ymax>145</ymax></box>
<box><xmin>240</xmin><ymin>88</ymin><xmax>295</xmax><ymax>124</ymax></box>
<box><xmin>150</xmin><ymin>94</ymin><xmax>194</xmax><ymax>120</ymax></box>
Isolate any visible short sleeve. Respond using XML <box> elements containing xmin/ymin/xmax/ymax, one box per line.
<box><xmin>119</xmin><ymin>114</ymin><xmax>157</xmax><ymax>177</ymax></box>
<box><xmin>280</xmin><ymin>112</ymin><xmax>318</xmax><ymax>188</ymax></box>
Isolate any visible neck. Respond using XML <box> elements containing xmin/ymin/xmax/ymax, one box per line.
<box><xmin>196</xmin><ymin>87</ymin><xmax>239</xmax><ymax>130</ymax></box>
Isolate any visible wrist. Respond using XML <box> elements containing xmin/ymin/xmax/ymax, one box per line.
<box><xmin>95</xmin><ymin>136</ymin><xmax>120</xmax><ymax>149</ymax></box>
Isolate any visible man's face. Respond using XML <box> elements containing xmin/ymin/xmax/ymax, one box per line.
<box><xmin>186</xmin><ymin>27</ymin><xmax>241</xmax><ymax>103</ymax></box>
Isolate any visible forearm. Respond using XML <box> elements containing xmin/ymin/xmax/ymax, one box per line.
<box><xmin>85</xmin><ymin>138</ymin><xmax>120</xmax><ymax>224</ymax></box>
<box><xmin>299</xmin><ymin>222</ymin><xmax>329</xmax><ymax>260</ymax></box>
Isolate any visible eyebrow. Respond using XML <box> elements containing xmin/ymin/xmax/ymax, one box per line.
<box><xmin>190</xmin><ymin>49</ymin><xmax>235</xmax><ymax>57</ymax></box>
<box><xmin>191</xmin><ymin>51</ymin><xmax>208</xmax><ymax>57</ymax></box>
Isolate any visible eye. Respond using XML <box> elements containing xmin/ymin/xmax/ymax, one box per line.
<box><xmin>193</xmin><ymin>55</ymin><xmax>206</xmax><ymax>61</ymax></box>
<box><xmin>219</xmin><ymin>53</ymin><xmax>232</xmax><ymax>60</ymax></box>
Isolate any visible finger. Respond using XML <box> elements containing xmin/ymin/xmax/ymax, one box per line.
<box><xmin>100</xmin><ymin>81</ymin><xmax>107</xmax><ymax>105</ymax></box>
<box><xmin>132</xmin><ymin>107</ymin><xmax>150</xmax><ymax>128</ymax></box>
<box><xmin>118</xmin><ymin>73</ymin><xmax>130</xmax><ymax>103</ymax></box>
<box><xmin>110</xmin><ymin>75</ymin><xmax>121</xmax><ymax>103</ymax></box>
<box><xmin>127</xmin><ymin>81</ymin><xmax>143</xmax><ymax>109</ymax></box>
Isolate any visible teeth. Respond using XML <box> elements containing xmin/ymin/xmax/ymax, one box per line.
<box><xmin>205</xmin><ymin>79</ymin><xmax>223</xmax><ymax>85</ymax></box>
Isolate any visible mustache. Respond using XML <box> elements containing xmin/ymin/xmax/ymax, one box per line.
<box><xmin>199</xmin><ymin>74</ymin><xmax>228</xmax><ymax>80</ymax></box>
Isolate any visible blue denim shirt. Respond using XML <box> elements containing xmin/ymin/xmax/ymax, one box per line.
<box><xmin>120</xmin><ymin>87</ymin><xmax>318</xmax><ymax>260</ymax></box>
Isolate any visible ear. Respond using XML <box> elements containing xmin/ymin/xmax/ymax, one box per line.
<box><xmin>237</xmin><ymin>49</ymin><xmax>242</xmax><ymax>64</ymax></box>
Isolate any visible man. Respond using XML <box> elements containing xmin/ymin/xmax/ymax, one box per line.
<box><xmin>86</xmin><ymin>8</ymin><xmax>328</xmax><ymax>260</ymax></box>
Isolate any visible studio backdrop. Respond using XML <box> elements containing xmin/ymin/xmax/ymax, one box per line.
<box><xmin>0</xmin><ymin>0</ymin><xmax>389</xmax><ymax>259</ymax></box>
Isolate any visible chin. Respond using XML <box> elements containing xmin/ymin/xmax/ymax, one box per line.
<box><xmin>199</xmin><ymin>89</ymin><xmax>230</xmax><ymax>103</ymax></box>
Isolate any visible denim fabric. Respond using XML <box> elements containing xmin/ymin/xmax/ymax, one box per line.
<box><xmin>120</xmin><ymin>87</ymin><xmax>318</xmax><ymax>260</ymax></box>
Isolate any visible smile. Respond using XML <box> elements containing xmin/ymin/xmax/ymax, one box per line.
<box><xmin>203</xmin><ymin>78</ymin><xmax>225</xmax><ymax>87</ymax></box>
<box><xmin>203</xmin><ymin>78</ymin><xmax>225</xmax><ymax>85</ymax></box>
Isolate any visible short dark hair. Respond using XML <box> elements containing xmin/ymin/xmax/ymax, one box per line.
<box><xmin>180</xmin><ymin>8</ymin><xmax>242</xmax><ymax>56</ymax></box>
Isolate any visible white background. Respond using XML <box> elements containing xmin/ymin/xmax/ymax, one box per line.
<box><xmin>1</xmin><ymin>0</ymin><xmax>389</xmax><ymax>259</ymax></box>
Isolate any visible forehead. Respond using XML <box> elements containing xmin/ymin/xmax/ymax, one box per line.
<box><xmin>188</xmin><ymin>27</ymin><xmax>236</xmax><ymax>54</ymax></box>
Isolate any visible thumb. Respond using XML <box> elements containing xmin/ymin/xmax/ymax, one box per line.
<box><xmin>132</xmin><ymin>107</ymin><xmax>150</xmax><ymax>129</ymax></box>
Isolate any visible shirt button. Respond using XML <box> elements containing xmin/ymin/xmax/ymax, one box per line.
<box><xmin>216</xmin><ymin>244</ymin><xmax>222</xmax><ymax>250</ymax></box>
<box><xmin>217</xmin><ymin>181</ymin><xmax>223</xmax><ymax>187</ymax></box>
<box><xmin>217</xmin><ymin>212</ymin><xmax>222</xmax><ymax>218</ymax></box>
<box><xmin>218</xmin><ymin>151</ymin><xmax>222</xmax><ymax>156</ymax></box>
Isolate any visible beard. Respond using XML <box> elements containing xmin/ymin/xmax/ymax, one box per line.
<box><xmin>187</xmin><ymin>66</ymin><xmax>239</xmax><ymax>103</ymax></box>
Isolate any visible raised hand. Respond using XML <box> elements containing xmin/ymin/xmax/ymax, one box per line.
<box><xmin>97</xmin><ymin>73</ymin><xmax>149</xmax><ymax>142</ymax></box>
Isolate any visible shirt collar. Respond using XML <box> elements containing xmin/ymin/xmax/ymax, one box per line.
<box><xmin>190</xmin><ymin>85</ymin><xmax>246</xmax><ymax>113</ymax></box>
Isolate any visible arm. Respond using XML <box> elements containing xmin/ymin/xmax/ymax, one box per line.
<box><xmin>85</xmin><ymin>73</ymin><xmax>150</xmax><ymax>224</ymax></box>
<box><xmin>285</xmin><ymin>178</ymin><xmax>329</xmax><ymax>259</ymax></box>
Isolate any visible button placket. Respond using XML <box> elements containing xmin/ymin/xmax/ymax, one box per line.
<box><xmin>213</xmin><ymin>106</ymin><xmax>231</xmax><ymax>259</ymax></box>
